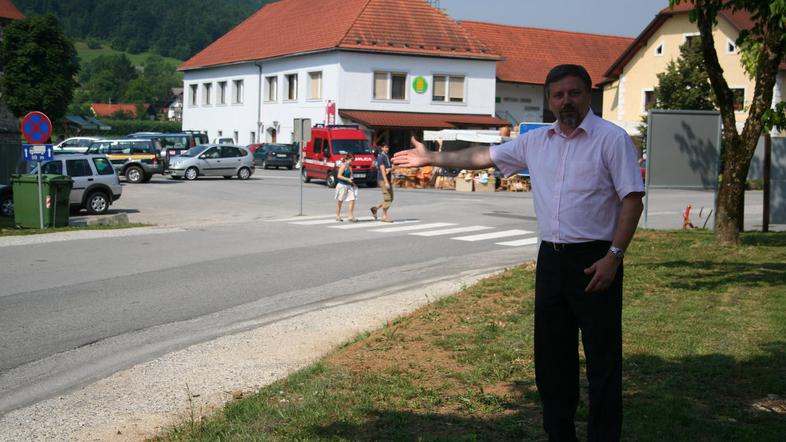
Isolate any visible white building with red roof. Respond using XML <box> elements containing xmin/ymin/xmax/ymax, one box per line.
<box><xmin>460</xmin><ymin>21</ymin><xmax>633</xmax><ymax>125</ymax></box>
<box><xmin>179</xmin><ymin>0</ymin><xmax>507</xmax><ymax>148</ymax></box>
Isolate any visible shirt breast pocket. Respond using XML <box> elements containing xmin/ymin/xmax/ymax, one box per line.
<box><xmin>568</xmin><ymin>161</ymin><xmax>604</xmax><ymax>192</ymax></box>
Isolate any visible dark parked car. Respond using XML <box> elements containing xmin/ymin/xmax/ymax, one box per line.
<box><xmin>86</xmin><ymin>139</ymin><xmax>164</xmax><ymax>183</ymax></box>
<box><xmin>253</xmin><ymin>143</ymin><xmax>296</xmax><ymax>169</ymax></box>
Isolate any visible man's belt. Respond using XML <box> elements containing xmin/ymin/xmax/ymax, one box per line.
<box><xmin>541</xmin><ymin>240</ymin><xmax>610</xmax><ymax>252</ymax></box>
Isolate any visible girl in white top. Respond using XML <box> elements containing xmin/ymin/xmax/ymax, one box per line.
<box><xmin>335</xmin><ymin>153</ymin><xmax>358</xmax><ymax>222</ymax></box>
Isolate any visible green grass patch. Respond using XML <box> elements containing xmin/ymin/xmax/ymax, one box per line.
<box><xmin>74</xmin><ymin>40</ymin><xmax>183</xmax><ymax>67</ymax></box>
<box><xmin>159</xmin><ymin>230</ymin><xmax>786</xmax><ymax>441</ymax></box>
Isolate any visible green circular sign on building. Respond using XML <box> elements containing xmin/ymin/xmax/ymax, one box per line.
<box><xmin>412</xmin><ymin>76</ymin><xmax>428</xmax><ymax>94</ymax></box>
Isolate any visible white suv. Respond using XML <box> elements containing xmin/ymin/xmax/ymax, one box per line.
<box><xmin>32</xmin><ymin>154</ymin><xmax>123</xmax><ymax>214</ymax></box>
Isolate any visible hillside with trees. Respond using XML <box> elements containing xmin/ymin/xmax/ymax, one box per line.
<box><xmin>14</xmin><ymin>0</ymin><xmax>273</xmax><ymax>60</ymax></box>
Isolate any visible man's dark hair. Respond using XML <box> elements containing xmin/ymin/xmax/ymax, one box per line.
<box><xmin>544</xmin><ymin>64</ymin><xmax>592</xmax><ymax>97</ymax></box>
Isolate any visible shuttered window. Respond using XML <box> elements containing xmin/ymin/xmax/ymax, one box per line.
<box><xmin>433</xmin><ymin>75</ymin><xmax>465</xmax><ymax>103</ymax></box>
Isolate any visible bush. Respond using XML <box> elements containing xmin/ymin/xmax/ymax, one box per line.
<box><xmin>85</xmin><ymin>38</ymin><xmax>102</xmax><ymax>49</ymax></box>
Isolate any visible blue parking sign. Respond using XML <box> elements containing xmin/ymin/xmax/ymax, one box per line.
<box><xmin>23</xmin><ymin>144</ymin><xmax>54</xmax><ymax>162</ymax></box>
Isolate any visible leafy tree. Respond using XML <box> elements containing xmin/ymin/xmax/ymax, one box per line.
<box><xmin>671</xmin><ymin>0</ymin><xmax>786</xmax><ymax>244</ymax></box>
<box><xmin>0</xmin><ymin>15</ymin><xmax>78</xmax><ymax>121</ymax></box>
<box><xmin>74</xmin><ymin>54</ymin><xmax>138</xmax><ymax>104</ymax></box>
<box><xmin>639</xmin><ymin>39</ymin><xmax>716</xmax><ymax>148</ymax></box>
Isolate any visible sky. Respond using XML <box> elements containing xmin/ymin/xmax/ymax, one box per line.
<box><xmin>439</xmin><ymin>0</ymin><xmax>671</xmax><ymax>37</ymax></box>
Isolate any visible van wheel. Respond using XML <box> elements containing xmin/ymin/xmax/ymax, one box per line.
<box><xmin>301</xmin><ymin>168</ymin><xmax>311</xmax><ymax>183</ymax></box>
<box><xmin>86</xmin><ymin>191</ymin><xmax>109</xmax><ymax>215</ymax></box>
<box><xmin>125</xmin><ymin>166</ymin><xmax>144</xmax><ymax>183</ymax></box>
<box><xmin>326</xmin><ymin>173</ymin><xmax>337</xmax><ymax>188</ymax></box>
<box><xmin>237</xmin><ymin>167</ymin><xmax>251</xmax><ymax>180</ymax></box>
<box><xmin>367</xmin><ymin>180</ymin><xmax>377</xmax><ymax>188</ymax></box>
<box><xmin>185</xmin><ymin>167</ymin><xmax>199</xmax><ymax>181</ymax></box>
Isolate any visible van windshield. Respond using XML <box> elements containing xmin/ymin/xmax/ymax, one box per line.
<box><xmin>331</xmin><ymin>139</ymin><xmax>371</xmax><ymax>155</ymax></box>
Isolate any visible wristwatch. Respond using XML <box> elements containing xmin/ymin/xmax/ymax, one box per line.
<box><xmin>609</xmin><ymin>246</ymin><xmax>625</xmax><ymax>259</ymax></box>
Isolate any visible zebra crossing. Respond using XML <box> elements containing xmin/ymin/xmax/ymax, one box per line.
<box><xmin>271</xmin><ymin>215</ymin><xmax>539</xmax><ymax>248</ymax></box>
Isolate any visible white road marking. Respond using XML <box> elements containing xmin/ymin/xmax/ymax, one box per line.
<box><xmin>291</xmin><ymin>219</ymin><xmax>342</xmax><ymax>225</ymax></box>
<box><xmin>452</xmin><ymin>229</ymin><xmax>534</xmax><ymax>241</ymax></box>
<box><xmin>496</xmin><ymin>237</ymin><xmax>539</xmax><ymax>247</ymax></box>
<box><xmin>270</xmin><ymin>214</ymin><xmax>335</xmax><ymax>222</ymax></box>
<box><xmin>330</xmin><ymin>219</ymin><xmax>421</xmax><ymax>229</ymax></box>
<box><xmin>370</xmin><ymin>222</ymin><xmax>454</xmax><ymax>233</ymax></box>
<box><xmin>410</xmin><ymin>226</ymin><xmax>492</xmax><ymax>237</ymax></box>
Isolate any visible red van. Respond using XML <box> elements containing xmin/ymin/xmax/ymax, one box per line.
<box><xmin>301</xmin><ymin>124</ymin><xmax>377</xmax><ymax>188</ymax></box>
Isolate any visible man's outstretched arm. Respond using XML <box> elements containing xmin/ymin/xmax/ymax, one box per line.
<box><xmin>393</xmin><ymin>137</ymin><xmax>493</xmax><ymax>169</ymax></box>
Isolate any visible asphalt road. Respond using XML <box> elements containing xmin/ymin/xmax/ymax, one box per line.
<box><xmin>0</xmin><ymin>168</ymin><xmax>778</xmax><ymax>415</ymax></box>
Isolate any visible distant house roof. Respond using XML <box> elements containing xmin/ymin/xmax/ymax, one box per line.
<box><xmin>179</xmin><ymin>0</ymin><xmax>498</xmax><ymax>71</ymax></box>
<box><xmin>602</xmin><ymin>3</ymin><xmax>782</xmax><ymax>82</ymax></box>
<box><xmin>339</xmin><ymin>109</ymin><xmax>509</xmax><ymax>129</ymax></box>
<box><xmin>91</xmin><ymin>103</ymin><xmax>143</xmax><ymax>118</ymax></box>
<box><xmin>460</xmin><ymin>21</ymin><xmax>633</xmax><ymax>87</ymax></box>
<box><xmin>0</xmin><ymin>0</ymin><xmax>24</xmax><ymax>21</ymax></box>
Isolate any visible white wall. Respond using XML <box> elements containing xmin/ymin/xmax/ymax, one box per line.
<box><xmin>337</xmin><ymin>52</ymin><xmax>496</xmax><ymax>117</ymax></box>
<box><xmin>182</xmin><ymin>50</ymin><xmax>498</xmax><ymax>145</ymax></box>
<box><xmin>494</xmin><ymin>82</ymin><xmax>543</xmax><ymax>125</ymax></box>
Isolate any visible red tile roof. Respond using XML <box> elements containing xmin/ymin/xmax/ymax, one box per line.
<box><xmin>179</xmin><ymin>0</ymin><xmax>498</xmax><ymax>71</ymax></box>
<box><xmin>0</xmin><ymin>0</ymin><xmax>24</xmax><ymax>20</ymax></box>
<box><xmin>460</xmin><ymin>21</ymin><xmax>633</xmax><ymax>87</ymax></box>
<box><xmin>91</xmin><ymin>103</ymin><xmax>141</xmax><ymax>118</ymax></box>
<box><xmin>603</xmin><ymin>2</ymin><xmax>781</xmax><ymax>81</ymax></box>
<box><xmin>339</xmin><ymin>109</ymin><xmax>509</xmax><ymax>129</ymax></box>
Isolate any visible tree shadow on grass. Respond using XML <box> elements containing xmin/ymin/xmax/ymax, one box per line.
<box><xmin>309</xmin><ymin>343</ymin><xmax>786</xmax><ymax>441</ymax></box>
<box><xmin>655</xmin><ymin>260</ymin><xmax>786</xmax><ymax>291</ymax></box>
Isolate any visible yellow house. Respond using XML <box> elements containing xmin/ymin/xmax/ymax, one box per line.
<box><xmin>600</xmin><ymin>4</ymin><xmax>786</xmax><ymax>136</ymax></box>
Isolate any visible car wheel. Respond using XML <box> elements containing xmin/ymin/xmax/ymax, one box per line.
<box><xmin>326</xmin><ymin>173</ymin><xmax>337</xmax><ymax>188</ymax></box>
<box><xmin>367</xmin><ymin>180</ymin><xmax>378</xmax><ymax>188</ymax></box>
<box><xmin>184</xmin><ymin>167</ymin><xmax>199</xmax><ymax>181</ymax></box>
<box><xmin>237</xmin><ymin>167</ymin><xmax>251</xmax><ymax>180</ymax></box>
<box><xmin>0</xmin><ymin>194</ymin><xmax>13</xmax><ymax>217</ymax></box>
<box><xmin>287</xmin><ymin>165</ymin><xmax>293</xmax><ymax>170</ymax></box>
<box><xmin>125</xmin><ymin>166</ymin><xmax>144</xmax><ymax>184</ymax></box>
<box><xmin>301</xmin><ymin>168</ymin><xmax>311</xmax><ymax>183</ymax></box>
<box><xmin>86</xmin><ymin>191</ymin><xmax>109</xmax><ymax>215</ymax></box>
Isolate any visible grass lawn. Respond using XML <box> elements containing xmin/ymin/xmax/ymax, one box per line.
<box><xmin>0</xmin><ymin>216</ymin><xmax>150</xmax><ymax>236</ymax></box>
<box><xmin>74</xmin><ymin>41</ymin><xmax>183</xmax><ymax>67</ymax></box>
<box><xmin>159</xmin><ymin>230</ymin><xmax>786</xmax><ymax>441</ymax></box>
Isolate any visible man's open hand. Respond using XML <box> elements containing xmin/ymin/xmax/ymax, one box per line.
<box><xmin>392</xmin><ymin>137</ymin><xmax>433</xmax><ymax>168</ymax></box>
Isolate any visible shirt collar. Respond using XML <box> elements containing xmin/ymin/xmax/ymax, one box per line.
<box><xmin>548</xmin><ymin>108</ymin><xmax>597</xmax><ymax>138</ymax></box>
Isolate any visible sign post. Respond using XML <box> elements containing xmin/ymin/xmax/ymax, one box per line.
<box><xmin>293</xmin><ymin>118</ymin><xmax>312</xmax><ymax>216</ymax></box>
<box><xmin>20</xmin><ymin>112</ymin><xmax>54</xmax><ymax>229</ymax></box>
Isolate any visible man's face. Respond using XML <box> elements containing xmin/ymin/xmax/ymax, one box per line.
<box><xmin>547</xmin><ymin>75</ymin><xmax>591</xmax><ymax>130</ymax></box>
<box><xmin>381</xmin><ymin>145</ymin><xmax>389</xmax><ymax>153</ymax></box>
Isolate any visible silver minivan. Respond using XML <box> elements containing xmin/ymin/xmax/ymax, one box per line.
<box><xmin>167</xmin><ymin>144</ymin><xmax>255</xmax><ymax>180</ymax></box>
<box><xmin>32</xmin><ymin>154</ymin><xmax>123</xmax><ymax>214</ymax></box>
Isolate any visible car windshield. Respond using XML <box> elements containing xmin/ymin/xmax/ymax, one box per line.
<box><xmin>181</xmin><ymin>145</ymin><xmax>209</xmax><ymax>157</ymax></box>
<box><xmin>331</xmin><ymin>139</ymin><xmax>371</xmax><ymax>155</ymax></box>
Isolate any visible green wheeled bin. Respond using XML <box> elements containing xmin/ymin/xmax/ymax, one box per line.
<box><xmin>11</xmin><ymin>174</ymin><xmax>73</xmax><ymax>228</ymax></box>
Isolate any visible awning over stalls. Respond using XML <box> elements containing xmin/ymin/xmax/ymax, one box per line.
<box><xmin>339</xmin><ymin>110</ymin><xmax>509</xmax><ymax>129</ymax></box>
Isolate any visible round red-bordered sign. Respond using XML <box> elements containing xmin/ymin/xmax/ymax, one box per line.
<box><xmin>20</xmin><ymin>111</ymin><xmax>53</xmax><ymax>144</ymax></box>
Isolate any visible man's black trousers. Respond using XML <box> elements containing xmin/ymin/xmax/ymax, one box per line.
<box><xmin>535</xmin><ymin>241</ymin><xmax>623</xmax><ymax>442</ymax></box>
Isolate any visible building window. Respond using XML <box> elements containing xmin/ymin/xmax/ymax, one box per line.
<box><xmin>233</xmin><ymin>79</ymin><xmax>244</xmax><ymax>104</ymax></box>
<box><xmin>285</xmin><ymin>73</ymin><xmax>298</xmax><ymax>101</ymax></box>
<box><xmin>727</xmin><ymin>39</ymin><xmax>736</xmax><ymax>53</ymax></box>
<box><xmin>218</xmin><ymin>81</ymin><xmax>227</xmax><ymax>105</ymax></box>
<box><xmin>685</xmin><ymin>34</ymin><xmax>700</xmax><ymax>48</ymax></box>
<box><xmin>373</xmin><ymin>72</ymin><xmax>407</xmax><ymax>100</ymax></box>
<box><xmin>655</xmin><ymin>43</ymin><xmax>664</xmax><ymax>56</ymax></box>
<box><xmin>433</xmin><ymin>75</ymin><xmax>465</xmax><ymax>103</ymax></box>
<box><xmin>266</xmin><ymin>76</ymin><xmax>277</xmax><ymax>102</ymax></box>
<box><xmin>732</xmin><ymin>88</ymin><xmax>745</xmax><ymax>111</ymax></box>
<box><xmin>189</xmin><ymin>84</ymin><xmax>198</xmax><ymax>106</ymax></box>
<box><xmin>643</xmin><ymin>90</ymin><xmax>655</xmax><ymax>112</ymax></box>
<box><xmin>202</xmin><ymin>83</ymin><xmax>212</xmax><ymax>105</ymax></box>
<box><xmin>308</xmin><ymin>71</ymin><xmax>322</xmax><ymax>100</ymax></box>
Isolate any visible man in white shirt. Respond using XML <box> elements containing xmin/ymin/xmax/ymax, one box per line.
<box><xmin>393</xmin><ymin>64</ymin><xmax>644</xmax><ymax>441</ymax></box>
